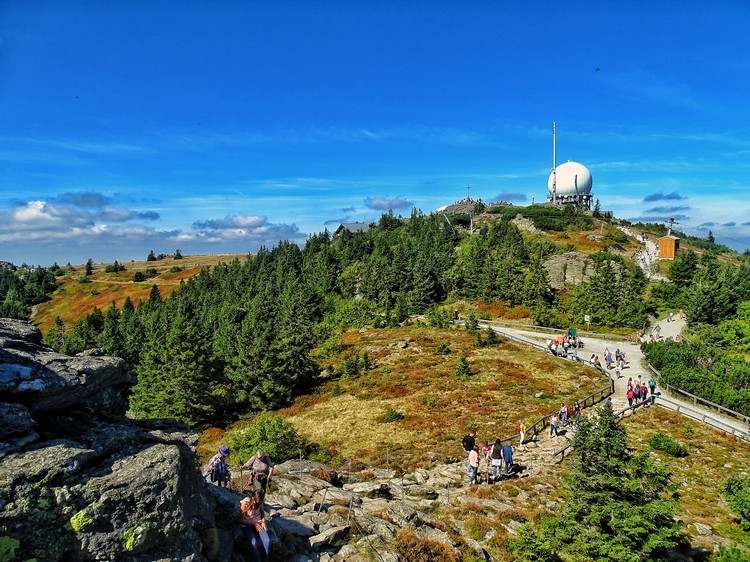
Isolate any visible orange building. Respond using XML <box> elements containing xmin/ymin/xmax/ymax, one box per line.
<box><xmin>658</xmin><ymin>235</ymin><xmax>679</xmax><ymax>259</ymax></box>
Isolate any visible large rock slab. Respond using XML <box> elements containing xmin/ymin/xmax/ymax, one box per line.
<box><xmin>0</xmin><ymin>320</ymin><xmax>129</xmax><ymax>414</ymax></box>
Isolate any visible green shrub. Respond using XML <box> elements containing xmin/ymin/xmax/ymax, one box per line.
<box><xmin>722</xmin><ymin>474</ymin><xmax>750</xmax><ymax>531</ymax></box>
<box><xmin>648</xmin><ymin>432</ymin><xmax>688</xmax><ymax>457</ymax></box>
<box><xmin>426</xmin><ymin>306</ymin><xmax>452</xmax><ymax>329</ymax></box>
<box><xmin>133</xmin><ymin>271</ymin><xmax>146</xmax><ymax>282</ymax></box>
<box><xmin>465</xmin><ymin>313</ymin><xmax>479</xmax><ymax>333</ymax></box>
<box><xmin>168</xmin><ymin>265</ymin><xmax>183</xmax><ymax>273</ymax></box>
<box><xmin>455</xmin><ymin>355</ymin><xmax>471</xmax><ymax>379</ymax></box>
<box><xmin>227</xmin><ymin>412</ymin><xmax>309</xmax><ymax>464</ymax></box>
<box><xmin>381</xmin><ymin>407</ymin><xmax>405</xmax><ymax>423</ymax></box>
<box><xmin>436</xmin><ymin>342</ymin><xmax>451</xmax><ymax>355</ymax></box>
<box><xmin>715</xmin><ymin>547</ymin><xmax>750</xmax><ymax>562</ymax></box>
<box><xmin>104</xmin><ymin>260</ymin><xmax>126</xmax><ymax>273</ymax></box>
<box><xmin>330</xmin><ymin>383</ymin><xmax>342</xmax><ymax>397</ymax></box>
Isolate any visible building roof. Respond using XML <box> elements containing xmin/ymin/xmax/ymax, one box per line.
<box><xmin>659</xmin><ymin>234</ymin><xmax>679</xmax><ymax>240</ymax></box>
<box><xmin>334</xmin><ymin>222</ymin><xmax>371</xmax><ymax>235</ymax></box>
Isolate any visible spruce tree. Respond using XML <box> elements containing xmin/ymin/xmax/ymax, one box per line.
<box><xmin>456</xmin><ymin>355</ymin><xmax>471</xmax><ymax>379</ymax></box>
<box><xmin>44</xmin><ymin>317</ymin><xmax>66</xmax><ymax>352</ymax></box>
<box><xmin>98</xmin><ymin>303</ymin><xmax>124</xmax><ymax>358</ymax></box>
<box><xmin>512</xmin><ymin>402</ymin><xmax>685</xmax><ymax>561</ymax></box>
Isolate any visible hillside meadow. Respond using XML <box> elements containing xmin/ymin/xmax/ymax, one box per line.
<box><xmin>32</xmin><ymin>254</ymin><xmax>247</xmax><ymax>332</ymax></box>
<box><xmin>199</xmin><ymin>325</ymin><xmax>609</xmax><ymax>469</ymax></box>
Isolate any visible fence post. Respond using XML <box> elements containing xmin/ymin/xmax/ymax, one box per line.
<box><xmin>299</xmin><ymin>449</ymin><xmax>303</xmax><ymax>475</ymax></box>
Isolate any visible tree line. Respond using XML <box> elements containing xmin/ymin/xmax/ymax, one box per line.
<box><xmin>644</xmin><ymin>250</ymin><xmax>750</xmax><ymax>415</ymax></box>
<box><xmin>0</xmin><ymin>267</ymin><xmax>58</xmax><ymax>319</ymax></box>
<box><xmin>45</xmin><ymin>211</ymin><xmax>670</xmax><ymax>427</ymax></box>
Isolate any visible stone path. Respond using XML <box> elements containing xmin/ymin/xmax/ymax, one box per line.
<box><xmin>482</xmin><ymin>317</ymin><xmax>750</xmax><ymax>439</ymax></box>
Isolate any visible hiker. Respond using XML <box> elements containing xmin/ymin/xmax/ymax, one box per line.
<box><xmin>641</xmin><ymin>381</ymin><xmax>649</xmax><ymax>404</ymax></box>
<box><xmin>242</xmin><ymin>451</ymin><xmax>274</xmax><ymax>497</ymax></box>
<box><xmin>502</xmin><ymin>443</ymin><xmax>514</xmax><ymax>475</ymax></box>
<box><xmin>203</xmin><ymin>445</ymin><xmax>231</xmax><ymax>488</ymax></box>
<box><xmin>627</xmin><ymin>387</ymin><xmax>635</xmax><ymax>408</ymax></box>
<box><xmin>240</xmin><ymin>488</ymin><xmax>269</xmax><ymax>562</ymax></box>
<box><xmin>648</xmin><ymin>376</ymin><xmax>657</xmax><ymax>396</ymax></box>
<box><xmin>462</xmin><ymin>431</ymin><xmax>476</xmax><ymax>475</ymax></box>
<box><xmin>468</xmin><ymin>447</ymin><xmax>480</xmax><ymax>485</ymax></box>
<box><xmin>627</xmin><ymin>377</ymin><xmax>633</xmax><ymax>390</ymax></box>
<box><xmin>490</xmin><ymin>439</ymin><xmax>504</xmax><ymax>481</ymax></box>
<box><xmin>559</xmin><ymin>403</ymin><xmax>568</xmax><ymax>425</ymax></box>
<box><xmin>594</xmin><ymin>355</ymin><xmax>602</xmax><ymax>369</ymax></box>
<box><xmin>481</xmin><ymin>441</ymin><xmax>492</xmax><ymax>483</ymax></box>
<box><xmin>573</xmin><ymin>402</ymin><xmax>581</xmax><ymax>420</ymax></box>
<box><xmin>517</xmin><ymin>421</ymin><xmax>527</xmax><ymax>449</ymax></box>
<box><xmin>634</xmin><ymin>383</ymin><xmax>642</xmax><ymax>402</ymax></box>
<box><xmin>550</xmin><ymin>414</ymin><xmax>560</xmax><ymax>437</ymax></box>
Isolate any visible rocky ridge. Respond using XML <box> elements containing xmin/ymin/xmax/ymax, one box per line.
<box><xmin>0</xmin><ymin>319</ymin><xmax>240</xmax><ymax>561</ymax></box>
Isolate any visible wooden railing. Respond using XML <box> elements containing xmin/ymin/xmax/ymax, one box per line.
<box><xmin>654</xmin><ymin>395</ymin><xmax>750</xmax><ymax>442</ymax></box>
<box><xmin>552</xmin><ymin>396</ymin><xmax>655</xmax><ymax>463</ymax></box>
<box><xmin>479</xmin><ymin>319</ymin><xmax>633</xmax><ymax>342</ymax></box>
<box><xmin>647</xmin><ymin>364</ymin><xmax>750</xmax><ymax>427</ymax></box>
<box><xmin>496</xmin><ymin>378</ymin><xmax>615</xmax><ymax>448</ymax></box>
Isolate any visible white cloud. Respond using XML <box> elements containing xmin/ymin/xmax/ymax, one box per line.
<box><xmin>364</xmin><ymin>196</ymin><xmax>413</xmax><ymax>210</ymax></box>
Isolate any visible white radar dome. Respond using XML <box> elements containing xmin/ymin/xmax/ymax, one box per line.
<box><xmin>547</xmin><ymin>161</ymin><xmax>592</xmax><ymax>197</ymax></box>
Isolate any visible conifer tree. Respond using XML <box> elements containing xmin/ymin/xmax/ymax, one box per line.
<box><xmin>512</xmin><ymin>402</ymin><xmax>684</xmax><ymax>561</ymax></box>
<box><xmin>98</xmin><ymin>303</ymin><xmax>124</xmax><ymax>358</ymax></box>
<box><xmin>44</xmin><ymin>317</ymin><xmax>66</xmax><ymax>352</ymax></box>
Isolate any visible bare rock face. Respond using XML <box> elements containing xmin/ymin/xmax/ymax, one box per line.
<box><xmin>0</xmin><ymin>319</ymin><xmax>236</xmax><ymax>562</ymax></box>
<box><xmin>0</xmin><ymin>319</ymin><xmax>130</xmax><ymax>415</ymax></box>
<box><xmin>541</xmin><ymin>251</ymin><xmax>623</xmax><ymax>290</ymax></box>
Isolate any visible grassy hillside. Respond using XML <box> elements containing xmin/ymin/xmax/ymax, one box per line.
<box><xmin>32</xmin><ymin>254</ymin><xmax>246</xmax><ymax>332</ymax></box>
<box><xmin>199</xmin><ymin>325</ymin><xmax>609</xmax><ymax>468</ymax></box>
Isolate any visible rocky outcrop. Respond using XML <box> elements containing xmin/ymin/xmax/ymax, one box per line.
<box><xmin>543</xmin><ymin>251</ymin><xmax>595</xmax><ymax>289</ymax></box>
<box><xmin>543</xmin><ymin>251</ymin><xmax>622</xmax><ymax>290</ymax></box>
<box><xmin>0</xmin><ymin>320</ymin><xmax>237</xmax><ymax>562</ymax></box>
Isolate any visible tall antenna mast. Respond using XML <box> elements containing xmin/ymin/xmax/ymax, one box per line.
<box><xmin>552</xmin><ymin>121</ymin><xmax>557</xmax><ymax>204</ymax></box>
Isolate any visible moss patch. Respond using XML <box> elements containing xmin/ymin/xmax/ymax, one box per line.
<box><xmin>69</xmin><ymin>509</ymin><xmax>94</xmax><ymax>532</ymax></box>
<box><xmin>122</xmin><ymin>524</ymin><xmax>150</xmax><ymax>552</ymax></box>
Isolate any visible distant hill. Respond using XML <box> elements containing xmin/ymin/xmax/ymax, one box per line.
<box><xmin>32</xmin><ymin>253</ymin><xmax>247</xmax><ymax>332</ymax></box>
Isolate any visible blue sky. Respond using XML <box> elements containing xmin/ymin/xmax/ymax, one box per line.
<box><xmin>1</xmin><ymin>1</ymin><xmax>750</xmax><ymax>264</ymax></box>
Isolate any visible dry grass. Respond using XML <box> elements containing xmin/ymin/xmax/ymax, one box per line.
<box><xmin>33</xmin><ymin>254</ymin><xmax>247</xmax><ymax>332</ymax></box>
<box><xmin>622</xmin><ymin>407</ymin><xmax>750</xmax><ymax>549</ymax></box>
<box><xmin>394</xmin><ymin>529</ymin><xmax>460</xmax><ymax>562</ymax></box>
<box><xmin>282</xmin><ymin>325</ymin><xmax>607</xmax><ymax>470</ymax></box>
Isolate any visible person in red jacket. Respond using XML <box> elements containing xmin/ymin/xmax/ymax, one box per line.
<box><xmin>627</xmin><ymin>387</ymin><xmax>635</xmax><ymax>408</ymax></box>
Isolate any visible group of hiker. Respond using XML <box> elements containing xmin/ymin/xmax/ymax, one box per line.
<box><xmin>462</xmin><ymin>399</ymin><xmax>590</xmax><ymax>484</ymax></box>
<box><xmin>203</xmin><ymin>446</ymin><xmax>275</xmax><ymax>562</ymax></box>
<box><xmin>462</xmin><ymin>432</ymin><xmax>515</xmax><ymax>484</ymax></box>
<box><xmin>547</xmin><ymin>331</ymin><xmax>583</xmax><ymax>358</ymax></box>
<box><xmin>627</xmin><ymin>375</ymin><xmax>657</xmax><ymax>408</ymax></box>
